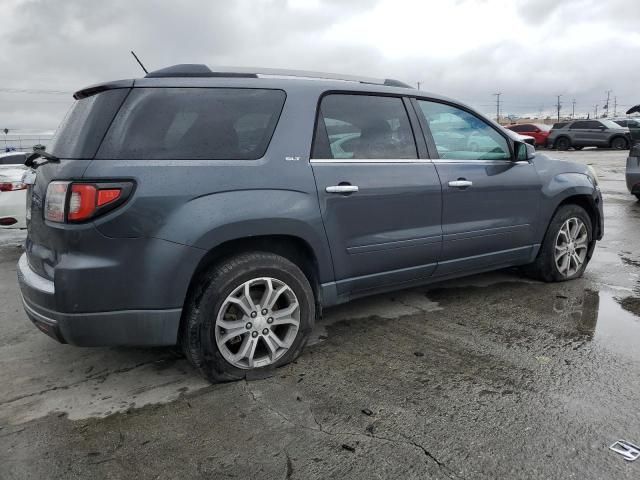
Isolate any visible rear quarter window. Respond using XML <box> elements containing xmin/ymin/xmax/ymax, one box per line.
<box><xmin>48</xmin><ymin>89</ymin><xmax>130</xmax><ymax>159</ymax></box>
<box><xmin>97</xmin><ymin>88</ymin><xmax>286</xmax><ymax>160</ymax></box>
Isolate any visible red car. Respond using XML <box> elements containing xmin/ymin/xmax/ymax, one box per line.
<box><xmin>505</xmin><ymin>123</ymin><xmax>551</xmax><ymax>147</ymax></box>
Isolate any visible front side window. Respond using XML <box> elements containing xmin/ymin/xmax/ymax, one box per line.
<box><xmin>417</xmin><ymin>101</ymin><xmax>510</xmax><ymax>160</ymax></box>
<box><xmin>312</xmin><ymin>94</ymin><xmax>417</xmax><ymax>159</ymax></box>
<box><xmin>98</xmin><ymin>88</ymin><xmax>286</xmax><ymax>160</ymax></box>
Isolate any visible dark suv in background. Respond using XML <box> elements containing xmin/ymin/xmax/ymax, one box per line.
<box><xmin>548</xmin><ymin>119</ymin><xmax>630</xmax><ymax>150</ymax></box>
<box><xmin>18</xmin><ymin>65</ymin><xmax>603</xmax><ymax>382</ymax></box>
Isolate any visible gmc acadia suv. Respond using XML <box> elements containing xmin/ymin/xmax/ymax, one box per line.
<box><xmin>18</xmin><ymin>65</ymin><xmax>604</xmax><ymax>382</ymax></box>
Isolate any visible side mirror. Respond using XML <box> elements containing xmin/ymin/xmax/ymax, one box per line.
<box><xmin>514</xmin><ymin>141</ymin><xmax>535</xmax><ymax>161</ymax></box>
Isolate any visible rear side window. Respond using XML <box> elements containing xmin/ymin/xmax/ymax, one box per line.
<box><xmin>312</xmin><ymin>94</ymin><xmax>417</xmax><ymax>159</ymax></box>
<box><xmin>0</xmin><ymin>154</ymin><xmax>26</xmax><ymax>165</ymax></box>
<box><xmin>97</xmin><ymin>88</ymin><xmax>286</xmax><ymax>160</ymax></box>
<box><xmin>571</xmin><ymin>121</ymin><xmax>600</xmax><ymax>129</ymax></box>
<box><xmin>49</xmin><ymin>89</ymin><xmax>130</xmax><ymax>159</ymax></box>
<box><xmin>508</xmin><ymin>125</ymin><xmax>526</xmax><ymax>132</ymax></box>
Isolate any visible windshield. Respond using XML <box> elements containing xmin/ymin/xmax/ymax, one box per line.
<box><xmin>600</xmin><ymin>119</ymin><xmax>624</xmax><ymax>129</ymax></box>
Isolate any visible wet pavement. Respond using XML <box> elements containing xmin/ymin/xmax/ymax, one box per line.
<box><xmin>1</xmin><ymin>149</ymin><xmax>640</xmax><ymax>479</ymax></box>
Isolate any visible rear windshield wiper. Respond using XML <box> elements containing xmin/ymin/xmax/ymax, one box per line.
<box><xmin>25</xmin><ymin>148</ymin><xmax>60</xmax><ymax>168</ymax></box>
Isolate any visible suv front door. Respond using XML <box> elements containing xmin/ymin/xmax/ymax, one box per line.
<box><xmin>311</xmin><ymin>93</ymin><xmax>442</xmax><ymax>296</ymax></box>
<box><xmin>413</xmin><ymin>99</ymin><xmax>543</xmax><ymax>276</ymax></box>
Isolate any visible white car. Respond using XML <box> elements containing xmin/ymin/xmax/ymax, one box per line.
<box><xmin>0</xmin><ymin>152</ymin><xmax>28</xmax><ymax>229</ymax></box>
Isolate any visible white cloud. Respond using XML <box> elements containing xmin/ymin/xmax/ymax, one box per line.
<box><xmin>1</xmin><ymin>0</ymin><xmax>639</xmax><ymax>131</ymax></box>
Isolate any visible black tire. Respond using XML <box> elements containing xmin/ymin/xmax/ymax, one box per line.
<box><xmin>611</xmin><ymin>136</ymin><xmax>628</xmax><ymax>150</ymax></box>
<box><xmin>555</xmin><ymin>137</ymin><xmax>571</xmax><ymax>151</ymax></box>
<box><xmin>522</xmin><ymin>204</ymin><xmax>593</xmax><ymax>282</ymax></box>
<box><xmin>181</xmin><ymin>252</ymin><xmax>315</xmax><ymax>383</ymax></box>
<box><xmin>635</xmin><ymin>194</ymin><xmax>640</xmax><ymax>201</ymax></box>
<box><xmin>573</xmin><ymin>146</ymin><xmax>584</xmax><ymax>151</ymax></box>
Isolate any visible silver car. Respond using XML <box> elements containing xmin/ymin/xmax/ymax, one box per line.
<box><xmin>548</xmin><ymin>119</ymin><xmax>630</xmax><ymax>151</ymax></box>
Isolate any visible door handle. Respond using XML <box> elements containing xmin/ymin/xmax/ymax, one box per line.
<box><xmin>326</xmin><ymin>185</ymin><xmax>359</xmax><ymax>194</ymax></box>
<box><xmin>448</xmin><ymin>180</ymin><xmax>473</xmax><ymax>188</ymax></box>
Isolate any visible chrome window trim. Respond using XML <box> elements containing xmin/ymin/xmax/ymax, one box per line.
<box><xmin>310</xmin><ymin>159</ymin><xmax>433</xmax><ymax>164</ymax></box>
<box><xmin>432</xmin><ymin>159</ymin><xmax>531</xmax><ymax>165</ymax></box>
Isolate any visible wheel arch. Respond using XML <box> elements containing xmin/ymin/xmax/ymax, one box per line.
<box><xmin>180</xmin><ymin>233</ymin><xmax>326</xmax><ymax>337</ymax></box>
<box><xmin>554</xmin><ymin>135</ymin><xmax>571</xmax><ymax>148</ymax></box>
<box><xmin>548</xmin><ymin>193</ymin><xmax>602</xmax><ymax>246</ymax></box>
<box><xmin>609</xmin><ymin>134</ymin><xmax>629</xmax><ymax>148</ymax></box>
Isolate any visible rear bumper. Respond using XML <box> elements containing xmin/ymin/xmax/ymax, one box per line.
<box><xmin>17</xmin><ymin>253</ymin><xmax>181</xmax><ymax>346</ymax></box>
<box><xmin>626</xmin><ymin>156</ymin><xmax>640</xmax><ymax>194</ymax></box>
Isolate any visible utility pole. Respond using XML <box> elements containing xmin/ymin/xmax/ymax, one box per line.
<box><xmin>572</xmin><ymin>99</ymin><xmax>576</xmax><ymax>119</ymax></box>
<box><xmin>493</xmin><ymin>92</ymin><xmax>501</xmax><ymax>123</ymax></box>
<box><xmin>604</xmin><ymin>90</ymin><xmax>612</xmax><ymax>118</ymax></box>
<box><xmin>556</xmin><ymin>95</ymin><xmax>562</xmax><ymax>122</ymax></box>
<box><xmin>416</xmin><ymin>81</ymin><xmax>421</xmax><ymax>90</ymax></box>
<box><xmin>614</xmin><ymin>96</ymin><xmax>617</xmax><ymax>117</ymax></box>
<box><xmin>594</xmin><ymin>105</ymin><xmax>599</xmax><ymax>118</ymax></box>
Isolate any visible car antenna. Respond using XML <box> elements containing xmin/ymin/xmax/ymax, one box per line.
<box><xmin>130</xmin><ymin>50</ymin><xmax>148</xmax><ymax>74</ymax></box>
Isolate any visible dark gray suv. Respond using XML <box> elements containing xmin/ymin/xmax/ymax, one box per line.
<box><xmin>18</xmin><ymin>65</ymin><xmax>604</xmax><ymax>382</ymax></box>
<box><xmin>548</xmin><ymin>119</ymin><xmax>630</xmax><ymax>150</ymax></box>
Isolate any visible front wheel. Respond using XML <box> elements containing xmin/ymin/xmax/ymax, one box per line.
<box><xmin>611</xmin><ymin>137</ymin><xmax>628</xmax><ymax>150</ymax></box>
<box><xmin>182</xmin><ymin>252</ymin><xmax>315</xmax><ymax>383</ymax></box>
<box><xmin>523</xmin><ymin>205</ymin><xmax>593</xmax><ymax>282</ymax></box>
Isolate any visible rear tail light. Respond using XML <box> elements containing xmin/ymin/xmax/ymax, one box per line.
<box><xmin>0</xmin><ymin>182</ymin><xmax>27</xmax><ymax>192</ymax></box>
<box><xmin>44</xmin><ymin>181</ymin><xmax>133</xmax><ymax>223</ymax></box>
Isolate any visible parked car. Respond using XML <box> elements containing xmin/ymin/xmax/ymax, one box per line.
<box><xmin>0</xmin><ymin>152</ymin><xmax>28</xmax><ymax>228</ymax></box>
<box><xmin>0</xmin><ymin>151</ymin><xmax>27</xmax><ymax>165</ymax></box>
<box><xmin>625</xmin><ymin>106</ymin><xmax>640</xmax><ymax>200</ymax></box>
<box><xmin>612</xmin><ymin>118</ymin><xmax>640</xmax><ymax>129</ymax></box>
<box><xmin>505</xmin><ymin>123</ymin><xmax>551</xmax><ymax>147</ymax></box>
<box><xmin>17</xmin><ymin>65</ymin><xmax>603</xmax><ymax>382</ymax></box>
<box><xmin>547</xmin><ymin>119</ymin><xmax>630</xmax><ymax>150</ymax></box>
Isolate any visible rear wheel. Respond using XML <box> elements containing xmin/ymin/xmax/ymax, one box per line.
<box><xmin>182</xmin><ymin>252</ymin><xmax>315</xmax><ymax>382</ymax></box>
<box><xmin>555</xmin><ymin>137</ymin><xmax>571</xmax><ymax>151</ymax></box>
<box><xmin>611</xmin><ymin>136</ymin><xmax>628</xmax><ymax>150</ymax></box>
<box><xmin>523</xmin><ymin>204</ymin><xmax>593</xmax><ymax>282</ymax></box>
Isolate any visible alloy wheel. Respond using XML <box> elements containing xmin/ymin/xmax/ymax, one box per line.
<box><xmin>554</xmin><ymin>217</ymin><xmax>589</xmax><ymax>277</ymax></box>
<box><xmin>215</xmin><ymin>277</ymin><xmax>300</xmax><ymax>369</ymax></box>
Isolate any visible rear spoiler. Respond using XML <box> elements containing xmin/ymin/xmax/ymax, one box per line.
<box><xmin>626</xmin><ymin>105</ymin><xmax>640</xmax><ymax>115</ymax></box>
<box><xmin>73</xmin><ymin>79</ymin><xmax>134</xmax><ymax>100</ymax></box>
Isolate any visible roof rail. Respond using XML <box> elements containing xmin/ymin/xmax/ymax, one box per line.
<box><xmin>144</xmin><ymin>64</ymin><xmax>413</xmax><ymax>88</ymax></box>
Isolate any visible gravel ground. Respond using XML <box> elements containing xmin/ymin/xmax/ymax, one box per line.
<box><xmin>1</xmin><ymin>149</ymin><xmax>639</xmax><ymax>479</ymax></box>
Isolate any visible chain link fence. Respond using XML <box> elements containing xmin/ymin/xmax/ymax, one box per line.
<box><xmin>2</xmin><ymin>134</ymin><xmax>54</xmax><ymax>152</ymax></box>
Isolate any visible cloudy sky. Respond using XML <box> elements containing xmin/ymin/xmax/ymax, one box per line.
<box><xmin>2</xmin><ymin>0</ymin><xmax>640</xmax><ymax>133</ymax></box>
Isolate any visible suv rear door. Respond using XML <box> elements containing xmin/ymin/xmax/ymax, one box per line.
<box><xmin>310</xmin><ymin>93</ymin><xmax>442</xmax><ymax>296</ymax></box>
<box><xmin>413</xmin><ymin>99</ymin><xmax>542</xmax><ymax>276</ymax></box>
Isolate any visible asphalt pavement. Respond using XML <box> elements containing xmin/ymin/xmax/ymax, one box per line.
<box><xmin>1</xmin><ymin>149</ymin><xmax>639</xmax><ymax>479</ymax></box>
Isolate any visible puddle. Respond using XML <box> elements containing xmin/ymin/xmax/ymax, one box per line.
<box><xmin>553</xmin><ymin>288</ymin><xmax>640</xmax><ymax>359</ymax></box>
